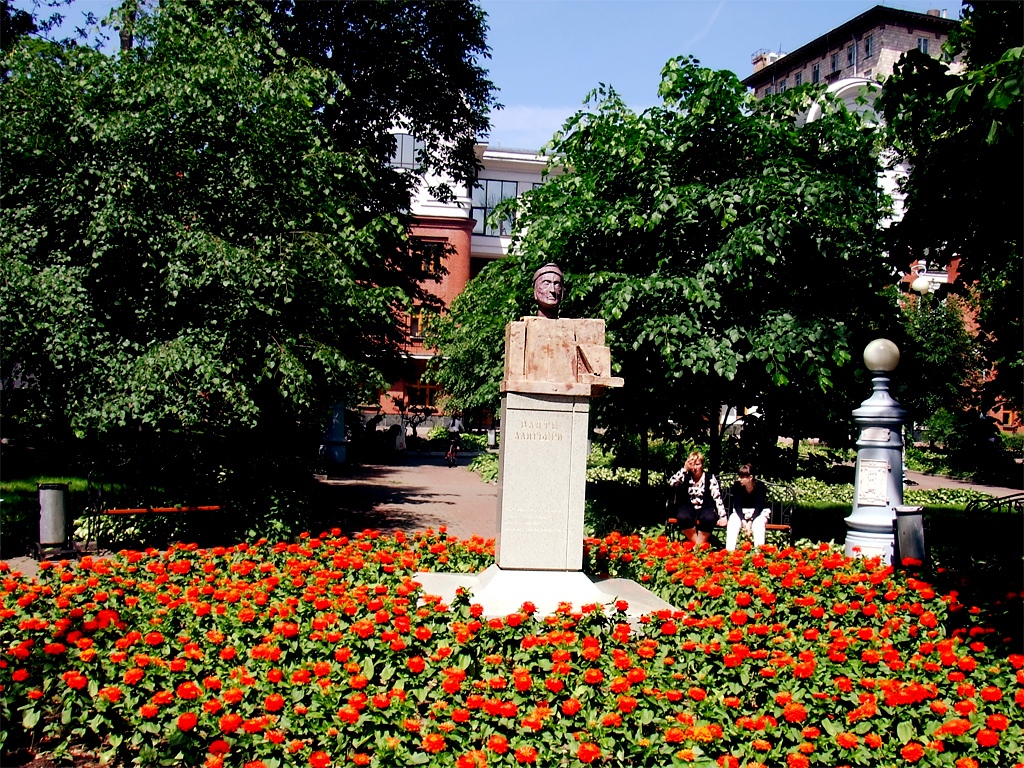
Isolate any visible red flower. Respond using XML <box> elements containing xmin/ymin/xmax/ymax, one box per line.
<box><xmin>487</xmin><ymin>735</ymin><xmax>508</xmax><ymax>754</ymax></box>
<box><xmin>514</xmin><ymin>746</ymin><xmax>537</xmax><ymax>764</ymax></box>
<box><xmin>265</xmin><ymin>694</ymin><xmax>285</xmax><ymax>712</ymax></box>
<box><xmin>980</xmin><ymin>686</ymin><xmax>1002</xmax><ymax>702</ymax></box>
<box><xmin>900</xmin><ymin>742</ymin><xmax>925</xmax><ymax>762</ymax></box>
<box><xmin>864</xmin><ymin>733</ymin><xmax>883</xmax><ymax>748</ymax></box>
<box><xmin>578</xmin><ymin>743</ymin><xmax>601</xmax><ymax>763</ymax></box>
<box><xmin>584</xmin><ymin>669</ymin><xmax>603</xmax><ymax>685</ymax></box>
<box><xmin>562</xmin><ymin>698</ymin><xmax>582</xmax><ymax>716</ymax></box>
<box><xmin>178</xmin><ymin>712</ymin><xmax>198</xmax><ymax>731</ymax></box>
<box><xmin>782</xmin><ymin>702</ymin><xmax>807</xmax><ymax>723</ymax></box>
<box><xmin>177</xmin><ymin>681</ymin><xmax>201</xmax><ymax>700</ymax></box>
<box><xmin>836</xmin><ymin>732</ymin><xmax>858</xmax><ymax>749</ymax></box>
<box><xmin>688</xmin><ymin>687</ymin><xmax>707</xmax><ymax>701</ymax></box>
<box><xmin>786</xmin><ymin>754</ymin><xmax>809</xmax><ymax>768</ymax></box>
<box><xmin>309</xmin><ymin>751</ymin><xmax>331</xmax><ymax>768</ymax></box>
<box><xmin>987</xmin><ymin>714</ymin><xmax>1009</xmax><ymax>732</ymax></box>
<box><xmin>422</xmin><ymin>734</ymin><xmax>446</xmax><ymax>754</ymax></box>
<box><xmin>219</xmin><ymin>713</ymin><xmax>243</xmax><ymax>733</ymax></box>
<box><xmin>976</xmin><ymin>729</ymin><xmax>1000</xmax><ymax>748</ymax></box>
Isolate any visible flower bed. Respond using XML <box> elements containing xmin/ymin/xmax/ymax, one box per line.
<box><xmin>1</xmin><ymin>529</ymin><xmax>1021</xmax><ymax>767</ymax></box>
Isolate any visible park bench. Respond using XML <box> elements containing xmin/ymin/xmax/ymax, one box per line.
<box><xmin>84</xmin><ymin>462</ymin><xmax>221</xmax><ymax>550</ymax></box>
<box><xmin>666</xmin><ymin>474</ymin><xmax>796</xmax><ymax>546</ymax></box>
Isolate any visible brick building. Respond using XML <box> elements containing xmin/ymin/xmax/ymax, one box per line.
<box><xmin>372</xmin><ymin>141</ymin><xmax>552</xmax><ymax>426</ymax></box>
<box><xmin>741</xmin><ymin>5</ymin><xmax>958</xmax><ymax>98</ymax></box>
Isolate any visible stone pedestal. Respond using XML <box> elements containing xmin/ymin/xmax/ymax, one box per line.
<box><xmin>414</xmin><ymin>310</ymin><xmax>677</xmax><ymax>620</ymax></box>
<box><xmin>415</xmin><ymin>564</ymin><xmax>676</xmax><ymax>624</ymax></box>
<box><xmin>496</xmin><ymin>392</ymin><xmax>590</xmax><ymax>570</ymax></box>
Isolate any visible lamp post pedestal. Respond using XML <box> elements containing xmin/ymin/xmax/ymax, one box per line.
<box><xmin>845</xmin><ymin>340</ymin><xmax>907</xmax><ymax>563</ymax></box>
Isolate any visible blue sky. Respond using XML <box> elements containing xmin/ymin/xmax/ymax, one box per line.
<box><xmin>23</xmin><ymin>0</ymin><xmax>960</xmax><ymax>149</ymax></box>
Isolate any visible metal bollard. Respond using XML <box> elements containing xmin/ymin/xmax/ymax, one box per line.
<box><xmin>893</xmin><ymin>505</ymin><xmax>926</xmax><ymax>565</ymax></box>
<box><xmin>487</xmin><ymin>429</ymin><xmax>496</xmax><ymax>448</ymax></box>
<box><xmin>38</xmin><ymin>483</ymin><xmax>69</xmax><ymax>548</ymax></box>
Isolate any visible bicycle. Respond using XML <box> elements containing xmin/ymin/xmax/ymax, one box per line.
<box><xmin>445</xmin><ymin>436</ymin><xmax>459</xmax><ymax>467</ymax></box>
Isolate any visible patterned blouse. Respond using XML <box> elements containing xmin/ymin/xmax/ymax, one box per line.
<box><xmin>668</xmin><ymin>468</ymin><xmax>727</xmax><ymax>518</ymax></box>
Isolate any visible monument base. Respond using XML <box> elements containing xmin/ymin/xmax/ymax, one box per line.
<box><xmin>844</xmin><ymin>529</ymin><xmax>894</xmax><ymax>562</ymax></box>
<box><xmin>415</xmin><ymin>564</ymin><xmax>677</xmax><ymax>625</ymax></box>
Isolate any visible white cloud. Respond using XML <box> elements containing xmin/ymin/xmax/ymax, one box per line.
<box><xmin>483</xmin><ymin>105</ymin><xmax>580</xmax><ymax>152</ymax></box>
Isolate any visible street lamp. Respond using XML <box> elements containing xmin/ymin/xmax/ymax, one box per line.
<box><xmin>845</xmin><ymin>339</ymin><xmax>907</xmax><ymax>561</ymax></box>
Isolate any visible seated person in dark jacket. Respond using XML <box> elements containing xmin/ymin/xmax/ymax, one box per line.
<box><xmin>727</xmin><ymin>463</ymin><xmax>771</xmax><ymax>550</ymax></box>
<box><xmin>667</xmin><ymin>451</ymin><xmax>727</xmax><ymax>545</ymax></box>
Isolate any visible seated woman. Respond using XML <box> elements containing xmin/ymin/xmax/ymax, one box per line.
<box><xmin>667</xmin><ymin>451</ymin><xmax>727</xmax><ymax>546</ymax></box>
<box><xmin>726</xmin><ymin>464</ymin><xmax>771</xmax><ymax>550</ymax></box>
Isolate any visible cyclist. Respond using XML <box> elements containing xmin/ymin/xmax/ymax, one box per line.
<box><xmin>445</xmin><ymin>414</ymin><xmax>464</xmax><ymax>467</ymax></box>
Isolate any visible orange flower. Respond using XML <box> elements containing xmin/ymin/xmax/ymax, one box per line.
<box><xmin>513</xmin><ymin>746</ymin><xmax>537</xmax><ymax>764</ymax></box>
<box><xmin>577</xmin><ymin>743</ymin><xmax>601</xmax><ymax>764</ymax></box>
<box><xmin>422</xmin><ymin>734</ymin><xmax>446</xmax><ymax>753</ymax></box>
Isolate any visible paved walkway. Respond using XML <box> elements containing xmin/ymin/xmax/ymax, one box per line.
<box><xmin>314</xmin><ymin>455</ymin><xmax>498</xmax><ymax>541</ymax></box>
<box><xmin>903</xmin><ymin>469</ymin><xmax>1021</xmax><ymax>497</ymax></box>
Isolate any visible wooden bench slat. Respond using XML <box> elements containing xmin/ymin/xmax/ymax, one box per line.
<box><xmin>103</xmin><ymin>506</ymin><xmax>221</xmax><ymax>515</ymax></box>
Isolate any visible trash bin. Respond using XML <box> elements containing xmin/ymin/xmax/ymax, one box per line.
<box><xmin>39</xmin><ymin>483</ymin><xmax>69</xmax><ymax>548</ymax></box>
<box><xmin>893</xmin><ymin>505</ymin><xmax>926</xmax><ymax>565</ymax></box>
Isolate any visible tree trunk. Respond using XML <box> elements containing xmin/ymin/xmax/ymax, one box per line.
<box><xmin>791</xmin><ymin>436</ymin><xmax>800</xmax><ymax>475</ymax></box>
<box><xmin>119</xmin><ymin>1</ymin><xmax>136</xmax><ymax>52</ymax></box>
<box><xmin>708</xmin><ymin>401</ymin><xmax>722</xmax><ymax>474</ymax></box>
<box><xmin>639</xmin><ymin>419</ymin><xmax>649</xmax><ymax>493</ymax></box>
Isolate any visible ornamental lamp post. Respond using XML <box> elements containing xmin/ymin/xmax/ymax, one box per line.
<box><xmin>845</xmin><ymin>339</ymin><xmax>908</xmax><ymax>562</ymax></box>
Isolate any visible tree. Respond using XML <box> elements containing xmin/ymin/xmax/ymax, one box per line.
<box><xmin>880</xmin><ymin>1</ymin><xmax>1023</xmax><ymax>413</ymax></box>
<box><xmin>260</xmin><ymin>0</ymin><xmax>496</xmax><ymax>195</ymax></box>
<box><xmin>429</xmin><ymin>58</ymin><xmax>894</xmax><ymax>480</ymax></box>
<box><xmin>0</xmin><ymin>0</ymin><xmax>493</xmax><ymax>527</ymax></box>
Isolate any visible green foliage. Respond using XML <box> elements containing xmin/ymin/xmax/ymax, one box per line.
<box><xmin>426</xmin><ymin>424</ymin><xmax>450</xmax><ymax>442</ymax></box>
<box><xmin>424</xmin><ymin>257</ymin><xmax>523</xmax><ymax>411</ymax></box>
<box><xmin>897</xmin><ymin>293</ymin><xmax>982</xmax><ymax>423</ymax></box>
<box><xmin>1</xmin><ymin>0</ymin><xmax>495</xmax><ymax>528</ymax></box>
<box><xmin>1002</xmin><ymin>431</ymin><xmax>1024</xmax><ymax>456</ymax></box>
<box><xmin>260</xmin><ymin>0</ymin><xmax>496</xmax><ymax>193</ymax></box>
<box><xmin>1</xmin><ymin>0</ymin><xmax>438</xmax><ymax>440</ymax></box>
<box><xmin>880</xmin><ymin>1</ymin><xmax>1023</xmax><ymax>412</ymax></box>
<box><xmin>467</xmin><ymin>451</ymin><xmax>498</xmax><ymax>484</ymax></box>
<box><xmin>430</xmin><ymin>57</ymin><xmax>893</xmax><ymax>472</ymax></box>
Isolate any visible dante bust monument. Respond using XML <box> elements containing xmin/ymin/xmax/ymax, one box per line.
<box><xmin>533</xmin><ymin>263</ymin><xmax>564</xmax><ymax>319</ymax></box>
<box><xmin>501</xmin><ymin>263</ymin><xmax>623</xmax><ymax>397</ymax></box>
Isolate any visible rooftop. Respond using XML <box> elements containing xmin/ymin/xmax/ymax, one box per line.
<box><xmin>740</xmin><ymin>4</ymin><xmax>958</xmax><ymax>87</ymax></box>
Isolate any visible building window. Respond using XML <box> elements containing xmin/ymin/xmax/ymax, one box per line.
<box><xmin>419</xmin><ymin>240</ymin><xmax>446</xmax><ymax>276</ymax></box>
<box><xmin>408</xmin><ymin>308</ymin><xmax>433</xmax><ymax>339</ymax></box>
<box><xmin>472</xmin><ymin>179</ymin><xmax>518</xmax><ymax>236</ymax></box>
<box><xmin>847</xmin><ymin>45</ymin><xmax>855</xmax><ymax>67</ymax></box>
<box><xmin>390</xmin><ymin>133</ymin><xmax>424</xmax><ymax>170</ymax></box>
<box><xmin>812</xmin><ymin>63</ymin><xmax>820</xmax><ymax>83</ymax></box>
<box><xmin>764</xmin><ymin>85</ymin><xmax>772</xmax><ymax>96</ymax></box>
<box><xmin>795</xmin><ymin>72</ymin><xmax>802</xmax><ymax>87</ymax></box>
<box><xmin>864</xmin><ymin>35</ymin><xmax>874</xmax><ymax>58</ymax></box>
<box><xmin>406</xmin><ymin>379</ymin><xmax>440</xmax><ymax>408</ymax></box>
<box><xmin>917</xmin><ymin>38</ymin><xmax>929</xmax><ymax>54</ymax></box>
<box><xmin>831</xmin><ymin>52</ymin><xmax>840</xmax><ymax>73</ymax></box>
<box><xmin>779</xmin><ymin>78</ymin><xmax>787</xmax><ymax>92</ymax></box>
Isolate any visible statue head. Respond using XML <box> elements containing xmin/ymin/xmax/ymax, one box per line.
<box><xmin>532</xmin><ymin>263</ymin><xmax>564</xmax><ymax>319</ymax></box>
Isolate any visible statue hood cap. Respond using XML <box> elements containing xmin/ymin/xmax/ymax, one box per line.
<box><xmin>532</xmin><ymin>263</ymin><xmax>564</xmax><ymax>283</ymax></box>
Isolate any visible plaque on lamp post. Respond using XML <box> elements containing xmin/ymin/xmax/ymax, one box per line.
<box><xmin>845</xmin><ymin>339</ymin><xmax>907</xmax><ymax>562</ymax></box>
